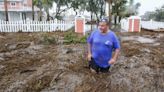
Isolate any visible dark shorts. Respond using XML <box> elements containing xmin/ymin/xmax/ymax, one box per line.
<box><xmin>89</xmin><ymin>58</ymin><xmax>110</xmax><ymax>73</ymax></box>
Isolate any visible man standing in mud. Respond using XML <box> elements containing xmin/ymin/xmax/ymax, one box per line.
<box><xmin>87</xmin><ymin>18</ymin><xmax>120</xmax><ymax>73</ymax></box>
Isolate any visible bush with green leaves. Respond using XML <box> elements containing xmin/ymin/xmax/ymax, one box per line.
<box><xmin>64</xmin><ymin>31</ymin><xmax>87</xmax><ymax>44</ymax></box>
<box><xmin>40</xmin><ymin>33</ymin><xmax>59</xmax><ymax>45</ymax></box>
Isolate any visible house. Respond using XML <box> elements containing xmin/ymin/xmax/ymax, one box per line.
<box><xmin>0</xmin><ymin>0</ymin><xmax>39</xmax><ymax>21</ymax></box>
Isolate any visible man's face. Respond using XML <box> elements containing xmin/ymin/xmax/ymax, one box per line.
<box><xmin>98</xmin><ymin>22</ymin><xmax>108</xmax><ymax>33</ymax></box>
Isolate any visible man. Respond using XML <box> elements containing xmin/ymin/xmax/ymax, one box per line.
<box><xmin>87</xmin><ymin>19</ymin><xmax>120</xmax><ymax>73</ymax></box>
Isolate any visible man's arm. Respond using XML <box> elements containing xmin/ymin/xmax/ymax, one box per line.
<box><xmin>87</xmin><ymin>43</ymin><xmax>92</xmax><ymax>61</ymax></box>
<box><xmin>108</xmin><ymin>32</ymin><xmax>121</xmax><ymax>65</ymax></box>
<box><xmin>108</xmin><ymin>49</ymin><xmax>120</xmax><ymax>65</ymax></box>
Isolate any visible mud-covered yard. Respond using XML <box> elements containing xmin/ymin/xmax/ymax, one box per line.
<box><xmin>0</xmin><ymin>30</ymin><xmax>163</xmax><ymax>92</ymax></box>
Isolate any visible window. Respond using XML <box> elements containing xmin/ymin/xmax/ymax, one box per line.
<box><xmin>10</xmin><ymin>2</ymin><xmax>16</xmax><ymax>7</ymax></box>
<box><xmin>0</xmin><ymin>2</ymin><xmax>4</xmax><ymax>5</ymax></box>
<box><xmin>24</xmin><ymin>0</ymin><xmax>27</xmax><ymax>4</ymax></box>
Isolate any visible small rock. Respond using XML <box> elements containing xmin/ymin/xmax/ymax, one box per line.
<box><xmin>0</xmin><ymin>57</ymin><xmax>5</xmax><ymax>61</ymax></box>
<box><xmin>16</xmin><ymin>42</ymin><xmax>31</xmax><ymax>49</ymax></box>
<box><xmin>153</xmin><ymin>43</ymin><xmax>160</xmax><ymax>46</ymax></box>
<box><xmin>7</xmin><ymin>44</ymin><xmax>17</xmax><ymax>50</ymax></box>
<box><xmin>157</xmin><ymin>34</ymin><xmax>164</xmax><ymax>38</ymax></box>
<box><xmin>0</xmin><ymin>65</ymin><xmax>5</xmax><ymax>70</ymax></box>
<box><xmin>63</xmin><ymin>48</ymin><xmax>73</xmax><ymax>54</ymax></box>
<box><xmin>142</xmin><ymin>48</ymin><xmax>151</xmax><ymax>53</ymax></box>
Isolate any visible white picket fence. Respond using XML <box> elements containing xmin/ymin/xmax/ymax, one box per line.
<box><xmin>0</xmin><ymin>20</ymin><xmax>74</xmax><ymax>32</ymax></box>
<box><xmin>141</xmin><ymin>21</ymin><xmax>164</xmax><ymax>30</ymax></box>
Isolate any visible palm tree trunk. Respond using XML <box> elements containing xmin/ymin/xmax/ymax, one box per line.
<box><xmin>4</xmin><ymin>0</ymin><xmax>9</xmax><ymax>21</ymax></box>
<box><xmin>104</xmin><ymin>0</ymin><xmax>106</xmax><ymax>15</ymax></box>
<box><xmin>24</xmin><ymin>12</ymin><xmax>26</xmax><ymax>20</ymax></box>
<box><xmin>39</xmin><ymin>8</ymin><xmax>42</xmax><ymax>21</ymax></box>
<box><xmin>91</xmin><ymin>12</ymin><xmax>93</xmax><ymax>31</ymax></box>
<box><xmin>114</xmin><ymin>15</ymin><xmax>117</xmax><ymax>25</ymax></box>
<box><xmin>108</xmin><ymin>0</ymin><xmax>112</xmax><ymax>25</ymax></box>
<box><xmin>38</xmin><ymin>0</ymin><xmax>42</xmax><ymax>21</ymax></box>
<box><xmin>47</xmin><ymin>11</ymin><xmax>50</xmax><ymax>21</ymax></box>
<box><xmin>118</xmin><ymin>16</ymin><xmax>122</xmax><ymax>23</ymax></box>
<box><xmin>32</xmin><ymin>0</ymin><xmax>34</xmax><ymax>20</ymax></box>
<box><xmin>114</xmin><ymin>12</ymin><xmax>119</xmax><ymax>25</ymax></box>
<box><xmin>89</xmin><ymin>0</ymin><xmax>93</xmax><ymax>31</ymax></box>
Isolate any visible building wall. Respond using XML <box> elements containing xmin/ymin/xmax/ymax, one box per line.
<box><xmin>0</xmin><ymin>0</ymin><xmax>39</xmax><ymax>21</ymax></box>
<box><xmin>1</xmin><ymin>11</ymin><xmax>39</xmax><ymax>21</ymax></box>
<box><xmin>0</xmin><ymin>1</ymin><xmax>23</xmax><ymax>10</ymax></box>
<box><xmin>27</xmin><ymin>0</ymin><xmax>32</xmax><ymax>7</ymax></box>
<box><xmin>0</xmin><ymin>0</ymin><xmax>32</xmax><ymax>11</ymax></box>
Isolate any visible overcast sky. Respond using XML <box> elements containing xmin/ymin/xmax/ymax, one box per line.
<box><xmin>50</xmin><ymin>0</ymin><xmax>164</xmax><ymax>16</ymax></box>
<box><xmin>136</xmin><ymin>0</ymin><xmax>164</xmax><ymax>15</ymax></box>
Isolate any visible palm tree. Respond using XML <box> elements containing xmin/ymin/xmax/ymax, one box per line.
<box><xmin>42</xmin><ymin>0</ymin><xmax>54</xmax><ymax>21</ymax></box>
<box><xmin>127</xmin><ymin>0</ymin><xmax>141</xmax><ymax>16</ymax></box>
<box><xmin>33</xmin><ymin>0</ymin><xmax>54</xmax><ymax>21</ymax></box>
<box><xmin>112</xmin><ymin>0</ymin><xmax>127</xmax><ymax>25</ymax></box>
<box><xmin>33</xmin><ymin>0</ymin><xmax>43</xmax><ymax>21</ymax></box>
<box><xmin>4</xmin><ymin>0</ymin><xmax>8</xmax><ymax>21</ymax></box>
<box><xmin>54</xmin><ymin>0</ymin><xmax>72</xmax><ymax>20</ymax></box>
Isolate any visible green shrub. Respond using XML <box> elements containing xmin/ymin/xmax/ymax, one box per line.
<box><xmin>40</xmin><ymin>33</ymin><xmax>58</xmax><ymax>45</ymax></box>
<box><xmin>63</xmin><ymin>31</ymin><xmax>87</xmax><ymax>44</ymax></box>
<box><xmin>79</xmin><ymin>35</ymin><xmax>87</xmax><ymax>43</ymax></box>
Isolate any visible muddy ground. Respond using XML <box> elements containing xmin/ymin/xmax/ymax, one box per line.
<box><xmin>0</xmin><ymin>29</ymin><xmax>163</xmax><ymax>92</ymax></box>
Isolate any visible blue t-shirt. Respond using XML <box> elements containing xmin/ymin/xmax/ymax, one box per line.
<box><xmin>87</xmin><ymin>29</ymin><xmax>120</xmax><ymax>68</ymax></box>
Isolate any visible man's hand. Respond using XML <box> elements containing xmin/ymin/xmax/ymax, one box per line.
<box><xmin>87</xmin><ymin>53</ymin><xmax>92</xmax><ymax>61</ymax></box>
<box><xmin>108</xmin><ymin>49</ymin><xmax>120</xmax><ymax>65</ymax></box>
<box><xmin>108</xmin><ymin>58</ymin><xmax>116</xmax><ymax>65</ymax></box>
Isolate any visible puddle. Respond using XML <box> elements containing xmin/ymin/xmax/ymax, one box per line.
<box><xmin>137</xmin><ymin>37</ymin><xmax>155</xmax><ymax>43</ymax></box>
<box><xmin>122</xmin><ymin>36</ymin><xmax>155</xmax><ymax>43</ymax></box>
